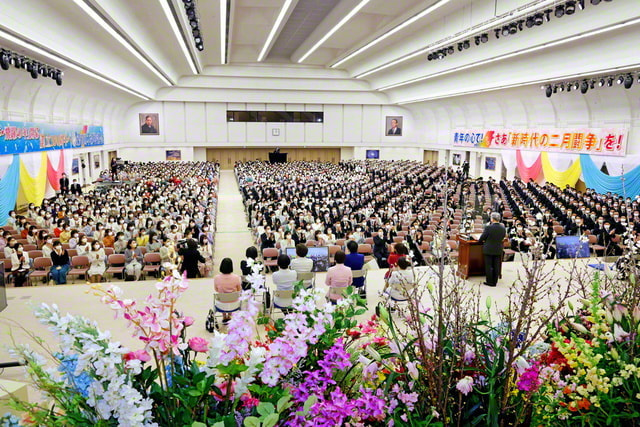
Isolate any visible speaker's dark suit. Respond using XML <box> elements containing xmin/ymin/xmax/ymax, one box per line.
<box><xmin>478</xmin><ymin>222</ymin><xmax>506</xmax><ymax>286</ymax></box>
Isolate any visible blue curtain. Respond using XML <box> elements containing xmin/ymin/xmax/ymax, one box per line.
<box><xmin>0</xmin><ymin>155</ymin><xmax>21</xmax><ymax>226</ymax></box>
<box><xmin>581</xmin><ymin>154</ymin><xmax>640</xmax><ymax>198</ymax></box>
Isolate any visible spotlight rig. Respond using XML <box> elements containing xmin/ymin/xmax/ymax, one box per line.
<box><xmin>542</xmin><ymin>71</ymin><xmax>635</xmax><ymax>98</ymax></box>
<box><xmin>183</xmin><ymin>0</ymin><xmax>203</xmax><ymax>51</ymax></box>
<box><xmin>0</xmin><ymin>48</ymin><xmax>63</xmax><ymax>86</ymax></box>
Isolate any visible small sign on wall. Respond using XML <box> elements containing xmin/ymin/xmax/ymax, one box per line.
<box><xmin>272</xmin><ymin>128</ymin><xmax>280</xmax><ymax>136</ymax></box>
<box><xmin>485</xmin><ymin>156</ymin><xmax>496</xmax><ymax>171</ymax></box>
<box><xmin>452</xmin><ymin>153</ymin><xmax>461</xmax><ymax>166</ymax></box>
<box><xmin>166</xmin><ymin>150</ymin><xmax>181</xmax><ymax>161</ymax></box>
<box><xmin>366</xmin><ymin>149</ymin><xmax>380</xmax><ymax>159</ymax></box>
<box><xmin>94</xmin><ymin>154</ymin><xmax>100</xmax><ymax>169</ymax></box>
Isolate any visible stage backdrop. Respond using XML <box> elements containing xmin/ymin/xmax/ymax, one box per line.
<box><xmin>452</xmin><ymin>128</ymin><xmax>627</xmax><ymax>156</ymax></box>
<box><xmin>0</xmin><ymin>121</ymin><xmax>104</xmax><ymax>155</ymax></box>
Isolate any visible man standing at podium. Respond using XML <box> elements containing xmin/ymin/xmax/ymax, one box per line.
<box><xmin>478</xmin><ymin>212</ymin><xmax>506</xmax><ymax>287</ymax></box>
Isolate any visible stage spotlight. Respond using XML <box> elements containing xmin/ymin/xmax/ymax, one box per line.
<box><xmin>0</xmin><ymin>50</ymin><xmax>9</xmax><ymax>70</ymax></box>
<box><xmin>544</xmin><ymin>9</ymin><xmax>553</xmax><ymax>21</ymax></box>
<box><xmin>567</xmin><ymin>83</ymin><xmax>572</xmax><ymax>92</ymax></box>
<box><xmin>590</xmin><ymin>79</ymin><xmax>596</xmax><ymax>89</ymax></box>
<box><xmin>555</xmin><ymin>5</ymin><xmax>565</xmax><ymax>17</ymax></box>
<box><xmin>196</xmin><ymin>42</ymin><xmax>204</xmax><ymax>51</ymax></box>
<box><xmin>502</xmin><ymin>26</ymin><xmax>510</xmax><ymax>36</ymax></box>
<box><xmin>190</xmin><ymin>20</ymin><xmax>198</xmax><ymax>29</ymax></box>
<box><xmin>38</xmin><ymin>63</ymin><xmax>47</xmax><ymax>76</ymax></box>
<box><xmin>624</xmin><ymin>74</ymin><xmax>633</xmax><ymax>89</ymax></box>
<box><xmin>30</xmin><ymin>62</ymin><xmax>39</xmax><ymax>79</ymax></box>
<box><xmin>526</xmin><ymin>16</ymin><xmax>535</xmax><ymax>28</ymax></box>
<box><xmin>591</xmin><ymin>0</ymin><xmax>601</xmax><ymax>4</ymax></box>
<box><xmin>463</xmin><ymin>40</ymin><xmax>470</xmax><ymax>49</ymax></box>
<box><xmin>474</xmin><ymin>36</ymin><xmax>480</xmax><ymax>45</ymax></box>
<box><xmin>557</xmin><ymin>83</ymin><xmax>565</xmax><ymax>92</ymax></box>
<box><xmin>534</xmin><ymin>13</ymin><xmax>544</xmax><ymax>26</ymax></box>
<box><xmin>565</xmin><ymin>1</ymin><xmax>576</xmax><ymax>15</ymax></box>
<box><xmin>572</xmin><ymin>82</ymin><xmax>580</xmax><ymax>91</ymax></box>
<box><xmin>607</xmin><ymin>77</ymin><xmax>613</xmax><ymax>87</ymax></box>
<box><xmin>578</xmin><ymin>0</ymin><xmax>585</xmax><ymax>9</ymax></box>
<box><xmin>494</xmin><ymin>28</ymin><xmax>501</xmax><ymax>39</ymax></box>
<box><xmin>192</xmin><ymin>29</ymin><xmax>200</xmax><ymax>37</ymax></box>
<box><xmin>598</xmin><ymin>78</ymin><xmax>605</xmax><ymax>87</ymax></box>
<box><xmin>580</xmin><ymin>80</ymin><xmax>589</xmax><ymax>94</ymax></box>
<box><xmin>509</xmin><ymin>23</ymin><xmax>518</xmax><ymax>34</ymax></box>
<box><xmin>545</xmin><ymin>85</ymin><xmax>553</xmax><ymax>98</ymax></box>
<box><xmin>457</xmin><ymin>43</ymin><xmax>463</xmax><ymax>52</ymax></box>
<box><xmin>480</xmin><ymin>33</ymin><xmax>488</xmax><ymax>43</ymax></box>
<box><xmin>447</xmin><ymin>46</ymin><xmax>454</xmax><ymax>55</ymax></box>
<box><xmin>616</xmin><ymin>75</ymin><xmax>624</xmax><ymax>85</ymax></box>
<box><xmin>55</xmin><ymin>70</ymin><xmax>62</xmax><ymax>86</ymax></box>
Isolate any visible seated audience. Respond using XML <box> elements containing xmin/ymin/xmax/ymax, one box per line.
<box><xmin>325</xmin><ymin>251</ymin><xmax>353</xmax><ymax>301</ymax></box>
<box><xmin>214</xmin><ymin>257</ymin><xmax>242</xmax><ymax>324</ymax></box>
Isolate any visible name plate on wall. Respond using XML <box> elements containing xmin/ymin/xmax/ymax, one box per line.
<box><xmin>0</xmin><ymin>120</ymin><xmax>104</xmax><ymax>155</ymax></box>
<box><xmin>452</xmin><ymin>128</ymin><xmax>627</xmax><ymax>156</ymax></box>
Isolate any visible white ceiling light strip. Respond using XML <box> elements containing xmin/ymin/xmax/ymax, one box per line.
<box><xmin>258</xmin><ymin>0</ymin><xmax>295</xmax><ymax>62</ymax></box>
<box><xmin>158</xmin><ymin>0</ymin><xmax>198</xmax><ymax>74</ymax></box>
<box><xmin>0</xmin><ymin>28</ymin><xmax>151</xmax><ymax>100</ymax></box>
<box><xmin>298</xmin><ymin>0</ymin><xmax>371</xmax><ymax>63</ymax></box>
<box><xmin>331</xmin><ymin>0</ymin><xmax>452</xmax><ymax>68</ymax></box>
<box><xmin>220</xmin><ymin>0</ymin><xmax>227</xmax><ymax>64</ymax></box>
<box><xmin>379</xmin><ymin>17</ymin><xmax>640</xmax><ymax>92</ymax></box>
<box><xmin>397</xmin><ymin>63</ymin><xmax>640</xmax><ymax>104</ymax></box>
<box><xmin>356</xmin><ymin>0</ymin><xmax>559</xmax><ymax>78</ymax></box>
<box><xmin>72</xmin><ymin>0</ymin><xmax>173</xmax><ymax>86</ymax></box>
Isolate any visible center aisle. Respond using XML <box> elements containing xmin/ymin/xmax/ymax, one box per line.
<box><xmin>213</xmin><ymin>170</ymin><xmax>255</xmax><ymax>274</ymax></box>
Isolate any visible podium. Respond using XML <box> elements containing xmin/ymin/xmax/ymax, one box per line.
<box><xmin>457</xmin><ymin>236</ymin><xmax>485</xmax><ymax>279</ymax></box>
<box><xmin>268</xmin><ymin>152</ymin><xmax>287</xmax><ymax>163</ymax></box>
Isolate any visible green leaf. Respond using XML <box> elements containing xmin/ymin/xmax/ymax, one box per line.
<box><xmin>186</xmin><ymin>389</ymin><xmax>203</xmax><ymax>397</ymax></box>
<box><xmin>192</xmin><ymin>423</ymin><xmax>208</xmax><ymax>427</ymax></box>
<box><xmin>303</xmin><ymin>395</ymin><xmax>317</xmax><ymax>414</ymax></box>
<box><xmin>244</xmin><ymin>417</ymin><xmax>261</xmax><ymax>427</ymax></box>
<box><xmin>276</xmin><ymin>395</ymin><xmax>291</xmax><ymax>412</ymax></box>
<box><xmin>263</xmin><ymin>413</ymin><xmax>279</xmax><ymax>427</ymax></box>
<box><xmin>257</xmin><ymin>402</ymin><xmax>275</xmax><ymax>417</ymax></box>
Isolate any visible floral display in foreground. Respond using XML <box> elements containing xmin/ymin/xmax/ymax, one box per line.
<box><xmin>3</xmin><ymin>266</ymin><xmax>640</xmax><ymax>426</ymax></box>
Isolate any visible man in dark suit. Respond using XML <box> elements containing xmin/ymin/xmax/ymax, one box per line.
<box><xmin>70</xmin><ymin>179</ymin><xmax>82</xmax><ymax>196</ymax></box>
<box><xmin>478</xmin><ymin>212</ymin><xmax>506</xmax><ymax>287</ymax></box>
<box><xmin>59</xmin><ymin>173</ymin><xmax>69</xmax><ymax>195</ymax></box>
<box><xmin>141</xmin><ymin>115</ymin><xmax>157</xmax><ymax>134</ymax></box>
<box><xmin>387</xmin><ymin>119</ymin><xmax>402</xmax><ymax>135</ymax></box>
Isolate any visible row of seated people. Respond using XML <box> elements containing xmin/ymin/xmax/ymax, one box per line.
<box><xmin>238</xmin><ymin>159</ymin><xmax>639</xmax><ymax>264</ymax></box>
<box><xmin>0</xmin><ymin>161</ymin><xmax>220</xmax><ymax>285</ymax></box>
<box><xmin>498</xmin><ymin>178</ymin><xmax>640</xmax><ymax>257</ymax></box>
<box><xmin>237</xmin><ymin>160</ymin><xmax>483</xmax><ymax>266</ymax></box>
<box><xmin>212</xmin><ymin>241</ymin><xmax>413</xmax><ymax>324</ymax></box>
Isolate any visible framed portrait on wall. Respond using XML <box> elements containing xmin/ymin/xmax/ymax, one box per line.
<box><xmin>485</xmin><ymin>156</ymin><xmax>496</xmax><ymax>171</ymax></box>
<box><xmin>93</xmin><ymin>154</ymin><xmax>100</xmax><ymax>169</ymax></box>
<box><xmin>385</xmin><ymin>116</ymin><xmax>403</xmax><ymax>136</ymax></box>
<box><xmin>139</xmin><ymin>113</ymin><xmax>160</xmax><ymax>135</ymax></box>
<box><xmin>452</xmin><ymin>153</ymin><xmax>461</xmax><ymax>166</ymax></box>
<box><xmin>166</xmin><ymin>150</ymin><xmax>181</xmax><ymax>161</ymax></box>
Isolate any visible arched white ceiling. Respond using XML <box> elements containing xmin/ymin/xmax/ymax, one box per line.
<box><xmin>0</xmin><ymin>0</ymin><xmax>637</xmax><ymax>123</ymax></box>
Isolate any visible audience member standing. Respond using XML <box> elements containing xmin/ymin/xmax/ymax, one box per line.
<box><xmin>478</xmin><ymin>212</ymin><xmax>506</xmax><ymax>287</ymax></box>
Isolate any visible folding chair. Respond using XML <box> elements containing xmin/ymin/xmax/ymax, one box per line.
<box><xmin>206</xmin><ymin>291</ymin><xmax>242</xmax><ymax>332</ymax></box>
<box><xmin>142</xmin><ymin>252</ymin><xmax>162</xmax><ymax>278</ymax></box>
<box><xmin>105</xmin><ymin>254</ymin><xmax>126</xmax><ymax>280</ymax></box>
<box><xmin>28</xmin><ymin>257</ymin><xmax>52</xmax><ymax>285</ymax></box>
<box><xmin>351</xmin><ymin>269</ymin><xmax>367</xmax><ymax>297</ymax></box>
<box><xmin>271</xmin><ymin>289</ymin><xmax>294</xmax><ymax>318</ymax></box>
<box><xmin>296</xmin><ymin>271</ymin><xmax>315</xmax><ymax>289</ymax></box>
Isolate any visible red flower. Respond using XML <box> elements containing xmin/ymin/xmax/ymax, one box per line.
<box><xmin>578</xmin><ymin>398</ymin><xmax>591</xmax><ymax>411</ymax></box>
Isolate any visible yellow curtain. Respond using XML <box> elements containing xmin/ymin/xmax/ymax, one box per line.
<box><xmin>17</xmin><ymin>152</ymin><xmax>48</xmax><ymax>208</ymax></box>
<box><xmin>541</xmin><ymin>152</ymin><xmax>582</xmax><ymax>188</ymax></box>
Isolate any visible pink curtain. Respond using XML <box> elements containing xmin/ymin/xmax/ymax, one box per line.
<box><xmin>516</xmin><ymin>150</ymin><xmax>542</xmax><ymax>182</ymax></box>
<box><xmin>46</xmin><ymin>150</ymin><xmax>65</xmax><ymax>191</ymax></box>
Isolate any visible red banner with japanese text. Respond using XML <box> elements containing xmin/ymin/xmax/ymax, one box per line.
<box><xmin>452</xmin><ymin>129</ymin><xmax>627</xmax><ymax>156</ymax></box>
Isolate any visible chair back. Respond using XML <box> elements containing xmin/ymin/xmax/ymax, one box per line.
<box><xmin>216</xmin><ymin>291</ymin><xmax>241</xmax><ymax>303</ymax></box>
<box><xmin>305</xmin><ymin>240</ymin><xmax>317</xmax><ymax>247</ymax></box>
<box><xmin>274</xmin><ymin>290</ymin><xmax>294</xmax><ymax>300</ymax></box>
<box><xmin>28</xmin><ymin>250</ymin><xmax>43</xmax><ymax>259</ymax></box>
<box><xmin>67</xmin><ymin>249</ymin><xmax>78</xmax><ymax>257</ymax></box>
<box><xmin>108</xmin><ymin>254</ymin><xmax>126</xmax><ymax>266</ymax></box>
<box><xmin>33</xmin><ymin>257</ymin><xmax>52</xmax><ymax>270</ymax></box>
<box><xmin>262</xmin><ymin>248</ymin><xmax>279</xmax><ymax>258</ymax></box>
<box><xmin>104</xmin><ymin>247</ymin><xmax>115</xmax><ymax>256</ymax></box>
<box><xmin>144</xmin><ymin>252</ymin><xmax>162</xmax><ymax>264</ymax></box>
<box><xmin>71</xmin><ymin>255</ymin><xmax>89</xmax><ymax>267</ymax></box>
<box><xmin>357</xmin><ymin>244</ymin><xmax>372</xmax><ymax>254</ymax></box>
<box><xmin>351</xmin><ymin>269</ymin><xmax>367</xmax><ymax>279</ymax></box>
<box><xmin>296</xmin><ymin>271</ymin><xmax>314</xmax><ymax>281</ymax></box>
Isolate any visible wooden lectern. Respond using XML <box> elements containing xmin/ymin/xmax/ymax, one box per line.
<box><xmin>457</xmin><ymin>236</ymin><xmax>485</xmax><ymax>279</ymax></box>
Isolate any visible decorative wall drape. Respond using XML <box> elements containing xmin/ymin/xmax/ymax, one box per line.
<box><xmin>515</xmin><ymin>150</ymin><xmax>542</xmax><ymax>182</ymax></box>
<box><xmin>541</xmin><ymin>152</ymin><xmax>582</xmax><ymax>188</ymax></box>
<box><xmin>580</xmin><ymin>154</ymin><xmax>640</xmax><ymax>198</ymax></box>
<box><xmin>17</xmin><ymin>152</ymin><xmax>48</xmax><ymax>208</ymax></box>
<box><xmin>0</xmin><ymin>155</ymin><xmax>21</xmax><ymax>226</ymax></box>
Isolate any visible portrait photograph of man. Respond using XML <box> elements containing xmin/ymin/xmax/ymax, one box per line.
<box><xmin>139</xmin><ymin>113</ymin><xmax>159</xmax><ymax>135</ymax></box>
<box><xmin>386</xmin><ymin>116</ymin><xmax>403</xmax><ymax>136</ymax></box>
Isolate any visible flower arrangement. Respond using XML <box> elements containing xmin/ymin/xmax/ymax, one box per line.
<box><xmin>4</xmin><ymin>261</ymin><xmax>640</xmax><ymax>426</ymax></box>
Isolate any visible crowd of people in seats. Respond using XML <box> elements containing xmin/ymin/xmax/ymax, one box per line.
<box><xmin>235</xmin><ymin>160</ymin><xmax>640</xmax><ymax>268</ymax></box>
<box><xmin>1</xmin><ymin>161</ymin><xmax>219</xmax><ymax>286</ymax></box>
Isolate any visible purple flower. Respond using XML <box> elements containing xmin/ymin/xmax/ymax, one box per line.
<box><xmin>517</xmin><ymin>363</ymin><xmax>541</xmax><ymax>392</ymax></box>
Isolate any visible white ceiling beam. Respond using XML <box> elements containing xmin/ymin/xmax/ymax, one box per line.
<box><xmin>158</xmin><ymin>0</ymin><xmax>199</xmax><ymax>74</ymax></box>
<box><xmin>257</xmin><ymin>0</ymin><xmax>300</xmax><ymax>62</ymax></box>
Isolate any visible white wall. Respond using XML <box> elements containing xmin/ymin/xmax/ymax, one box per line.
<box><xmin>118</xmin><ymin>147</ymin><xmax>195</xmax><ymax>162</ymax></box>
<box><xmin>121</xmin><ymin>102</ymin><xmax>419</xmax><ymax>148</ymax></box>
<box><xmin>352</xmin><ymin>147</ymin><xmax>424</xmax><ymax>162</ymax></box>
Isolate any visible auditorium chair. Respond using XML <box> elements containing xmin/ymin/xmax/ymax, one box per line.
<box><xmin>328</xmin><ymin>245</ymin><xmax>341</xmax><ymax>265</ymax></box>
<box><xmin>142</xmin><ymin>252</ymin><xmax>162</xmax><ymax>279</ymax></box>
<box><xmin>29</xmin><ymin>257</ymin><xmax>52</xmax><ymax>285</ymax></box>
<box><xmin>262</xmin><ymin>248</ymin><xmax>279</xmax><ymax>270</ymax></box>
<box><xmin>105</xmin><ymin>254</ymin><xmax>126</xmax><ymax>280</ymax></box>
<box><xmin>68</xmin><ymin>256</ymin><xmax>90</xmax><ymax>283</ymax></box>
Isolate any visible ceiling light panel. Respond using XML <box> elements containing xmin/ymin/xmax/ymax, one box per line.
<box><xmin>258</xmin><ymin>0</ymin><xmax>296</xmax><ymax>62</ymax></box>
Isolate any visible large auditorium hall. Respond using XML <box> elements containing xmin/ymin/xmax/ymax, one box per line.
<box><xmin>0</xmin><ymin>1</ymin><xmax>638</xmax><ymax>425</ymax></box>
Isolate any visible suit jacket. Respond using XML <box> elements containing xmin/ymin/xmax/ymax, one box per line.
<box><xmin>387</xmin><ymin>127</ymin><xmax>402</xmax><ymax>135</ymax></box>
<box><xmin>141</xmin><ymin>124</ymin><xmax>157</xmax><ymax>134</ymax></box>
<box><xmin>478</xmin><ymin>222</ymin><xmax>506</xmax><ymax>256</ymax></box>
<box><xmin>70</xmin><ymin>183</ymin><xmax>82</xmax><ymax>195</ymax></box>
<box><xmin>59</xmin><ymin>177</ymin><xmax>69</xmax><ymax>192</ymax></box>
